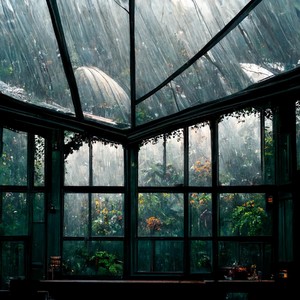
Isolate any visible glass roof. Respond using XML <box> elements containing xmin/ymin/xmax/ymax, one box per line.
<box><xmin>0</xmin><ymin>0</ymin><xmax>299</xmax><ymax>130</ymax></box>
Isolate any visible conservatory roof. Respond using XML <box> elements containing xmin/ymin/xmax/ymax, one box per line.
<box><xmin>0</xmin><ymin>0</ymin><xmax>300</xmax><ymax>135</ymax></box>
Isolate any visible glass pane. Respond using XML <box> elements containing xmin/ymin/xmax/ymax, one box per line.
<box><xmin>138</xmin><ymin>193</ymin><xmax>184</xmax><ymax>237</ymax></box>
<box><xmin>189</xmin><ymin>123</ymin><xmax>211</xmax><ymax>186</ymax></box>
<box><xmin>33</xmin><ymin>193</ymin><xmax>45</xmax><ymax>223</ymax></box>
<box><xmin>278</xmin><ymin>193</ymin><xmax>293</xmax><ymax>262</ymax></box>
<box><xmin>218</xmin><ymin>241</ymin><xmax>272</xmax><ymax>280</ymax></box>
<box><xmin>0</xmin><ymin>192</ymin><xmax>28</xmax><ymax>236</ymax></box>
<box><xmin>138</xmin><ymin>131</ymin><xmax>184</xmax><ymax>186</ymax></box>
<box><xmin>264</xmin><ymin>110</ymin><xmax>275</xmax><ymax>184</ymax></box>
<box><xmin>225</xmin><ymin>293</ymin><xmax>248</xmax><ymax>300</ymax></box>
<box><xmin>64</xmin><ymin>141</ymin><xmax>89</xmax><ymax>186</ymax></box>
<box><xmin>137</xmin><ymin>240</ymin><xmax>183</xmax><ymax>273</ymax></box>
<box><xmin>0</xmin><ymin>128</ymin><xmax>27</xmax><ymax>186</ymax></box>
<box><xmin>34</xmin><ymin>135</ymin><xmax>45</xmax><ymax>186</ymax></box>
<box><xmin>57</xmin><ymin>0</ymin><xmax>130</xmax><ymax>127</ymax></box>
<box><xmin>64</xmin><ymin>193</ymin><xmax>88</xmax><ymax>237</ymax></box>
<box><xmin>296</xmin><ymin>101</ymin><xmax>300</xmax><ymax>170</ymax></box>
<box><xmin>0</xmin><ymin>241</ymin><xmax>25</xmax><ymax>287</ymax></box>
<box><xmin>91</xmin><ymin>193</ymin><xmax>124</xmax><ymax>237</ymax></box>
<box><xmin>32</xmin><ymin>223</ymin><xmax>46</xmax><ymax>279</ymax></box>
<box><xmin>136</xmin><ymin>0</ymin><xmax>300</xmax><ymax>125</ymax></box>
<box><xmin>219</xmin><ymin>110</ymin><xmax>262</xmax><ymax>186</ymax></box>
<box><xmin>190</xmin><ymin>240</ymin><xmax>212</xmax><ymax>274</ymax></box>
<box><xmin>189</xmin><ymin>193</ymin><xmax>212</xmax><ymax>237</ymax></box>
<box><xmin>92</xmin><ymin>142</ymin><xmax>124</xmax><ymax>186</ymax></box>
<box><xmin>219</xmin><ymin>193</ymin><xmax>272</xmax><ymax>237</ymax></box>
<box><xmin>63</xmin><ymin>240</ymin><xmax>123</xmax><ymax>278</ymax></box>
<box><xmin>135</xmin><ymin>0</ymin><xmax>249</xmax><ymax>98</ymax></box>
<box><xmin>0</xmin><ymin>1</ymin><xmax>73</xmax><ymax>113</ymax></box>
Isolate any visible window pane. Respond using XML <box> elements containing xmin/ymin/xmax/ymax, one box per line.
<box><xmin>138</xmin><ymin>193</ymin><xmax>184</xmax><ymax>237</ymax></box>
<box><xmin>64</xmin><ymin>136</ymin><xmax>124</xmax><ymax>186</ymax></box>
<box><xmin>135</xmin><ymin>0</ymin><xmax>249</xmax><ymax>98</ymax></box>
<box><xmin>264</xmin><ymin>110</ymin><xmax>275</xmax><ymax>184</ymax></box>
<box><xmin>32</xmin><ymin>222</ymin><xmax>46</xmax><ymax>278</ymax></box>
<box><xmin>190</xmin><ymin>240</ymin><xmax>212</xmax><ymax>274</ymax></box>
<box><xmin>278</xmin><ymin>194</ymin><xmax>293</xmax><ymax>262</ymax></box>
<box><xmin>0</xmin><ymin>1</ymin><xmax>73</xmax><ymax>113</ymax></box>
<box><xmin>0</xmin><ymin>192</ymin><xmax>28</xmax><ymax>236</ymax></box>
<box><xmin>64</xmin><ymin>142</ymin><xmax>89</xmax><ymax>186</ymax></box>
<box><xmin>91</xmin><ymin>193</ymin><xmax>124</xmax><ymax>237</ymax></box>
<box><xmin>219</xmin><ymin>110</ymin><xmax>262</xmax><ymax>186</ymax></box>
<box><xmin>64</xmin><ymin>193</ymin><xmax>88</xmax><ymax>237</ymax></box>
<box><xmin>189</xmin><ymin>193</ymin><xmax>212</xmax><ymax>237</ymax></box>
<box><xmin>219</xmin><ymin>193</ymin><xmax>272</xmax><ymax>237</ymax></box>
<box><xmin>57</xmin><ymin>0</ymin><xmax>130</xmax><ymax>127</ymax></box>
<box><xmin>139</xmin><ymin>132</ymin><xmax>184</xmax><ymax>186</ymax></box>
<box><xmin>0</xmin><ymin>241</ymin><xmax>25</xmax><ymax>286</ymax></box>
<box><xmin>137</xmin><ymin>240</ymin><xmax>183</xmax><ymax>273</ymax></box>
<box><xmin>0</xmin><ymin>128</ymin><xmax>27</xmax><ymax>186</ymax></box>
<box><xmin>33</xmin><ymin>193</ymin><xmax>45</xmax><ymax>223</ymax></box>
<box><xmin>296</xmin><ymin>101</ymin><xmax>300</xmax><ymax>170</ymax></box>
<box><xmin>63</xmin><ymin>240</ymin><xmax>123</xmax><ymax>278</ymax></box>
<box><xmin>189</xmin><ymin>123</ymin><xmax>211</xmax><ymax>186</ymax></box>
<box><xmin>92</xmin><ymin>142</ymin><xmax>124</xmax><ymax>186</ymax></box>
<box><xmin>218</xmin><ymin>242</ymin><xmax>273</xmax><ymax>280</ymax></box>
<box><xmin>34</xmin><ymin>135</ymin><xmax>45</xmax><ymax>186</ymax></box>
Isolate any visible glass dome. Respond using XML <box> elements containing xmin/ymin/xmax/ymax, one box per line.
<box><xmin>0</xmin><ymin>0</ymin><xmax>299</xmax><ymax>130</ymax></box>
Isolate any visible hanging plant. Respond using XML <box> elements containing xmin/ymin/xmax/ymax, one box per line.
<box><xmin>64</xmin><ymin>131</ymin><xmax>120</xmax><ymax>158</ymax></box>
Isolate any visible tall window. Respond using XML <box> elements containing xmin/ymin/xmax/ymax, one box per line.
<box><xmin>63</xmin><ymin>133</ymin><xmax>125</xmax><ymax>278</ymax></box>
<box><xmin>136</xmin><ymin>107</ymin><xmax>274</xmax><ymax>279</ymax></box>
<box><xmin>0</xmin><ymin>127</ymin><xmax>46</xmax><ymax>286</ymax></box>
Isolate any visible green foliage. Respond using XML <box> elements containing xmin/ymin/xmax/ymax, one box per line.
<box><xmin>89</xmin><ymin>251</ymin><xmax>123</xmax><ymax>276</ymax></box>
<box><xmin>231</xmin><ymin>199</ymin><xmax>268</xmax><ymax>236</ymax></box>
<box><xmin>63</xmin><ymin>248</ymin><xmax>123</xmax><ymax>277</ymax></box>
<box><xmin>141</xmin><ymin>162</ymin><xmax>183</xmax><ymax>186</ymax></box>
<box><xmin>197</xmin><ymin>253</ymin><xmax>211</xmax><ymax>269</ymax></box>
<box><xmin>92</xmin><ymin>196</ymin><xmax>123</xmax><ymax>236</ymax></box>
<box><xmin>138</xmin><ymin>193</ymin><xmax>183</xmax><ymax>236</ymax></box>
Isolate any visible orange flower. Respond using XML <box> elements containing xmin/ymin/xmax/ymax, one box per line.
<box><xmin>146</xmin><ymin>216</ymin><xmax>162</xmax><ymax>231</ymax></box>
